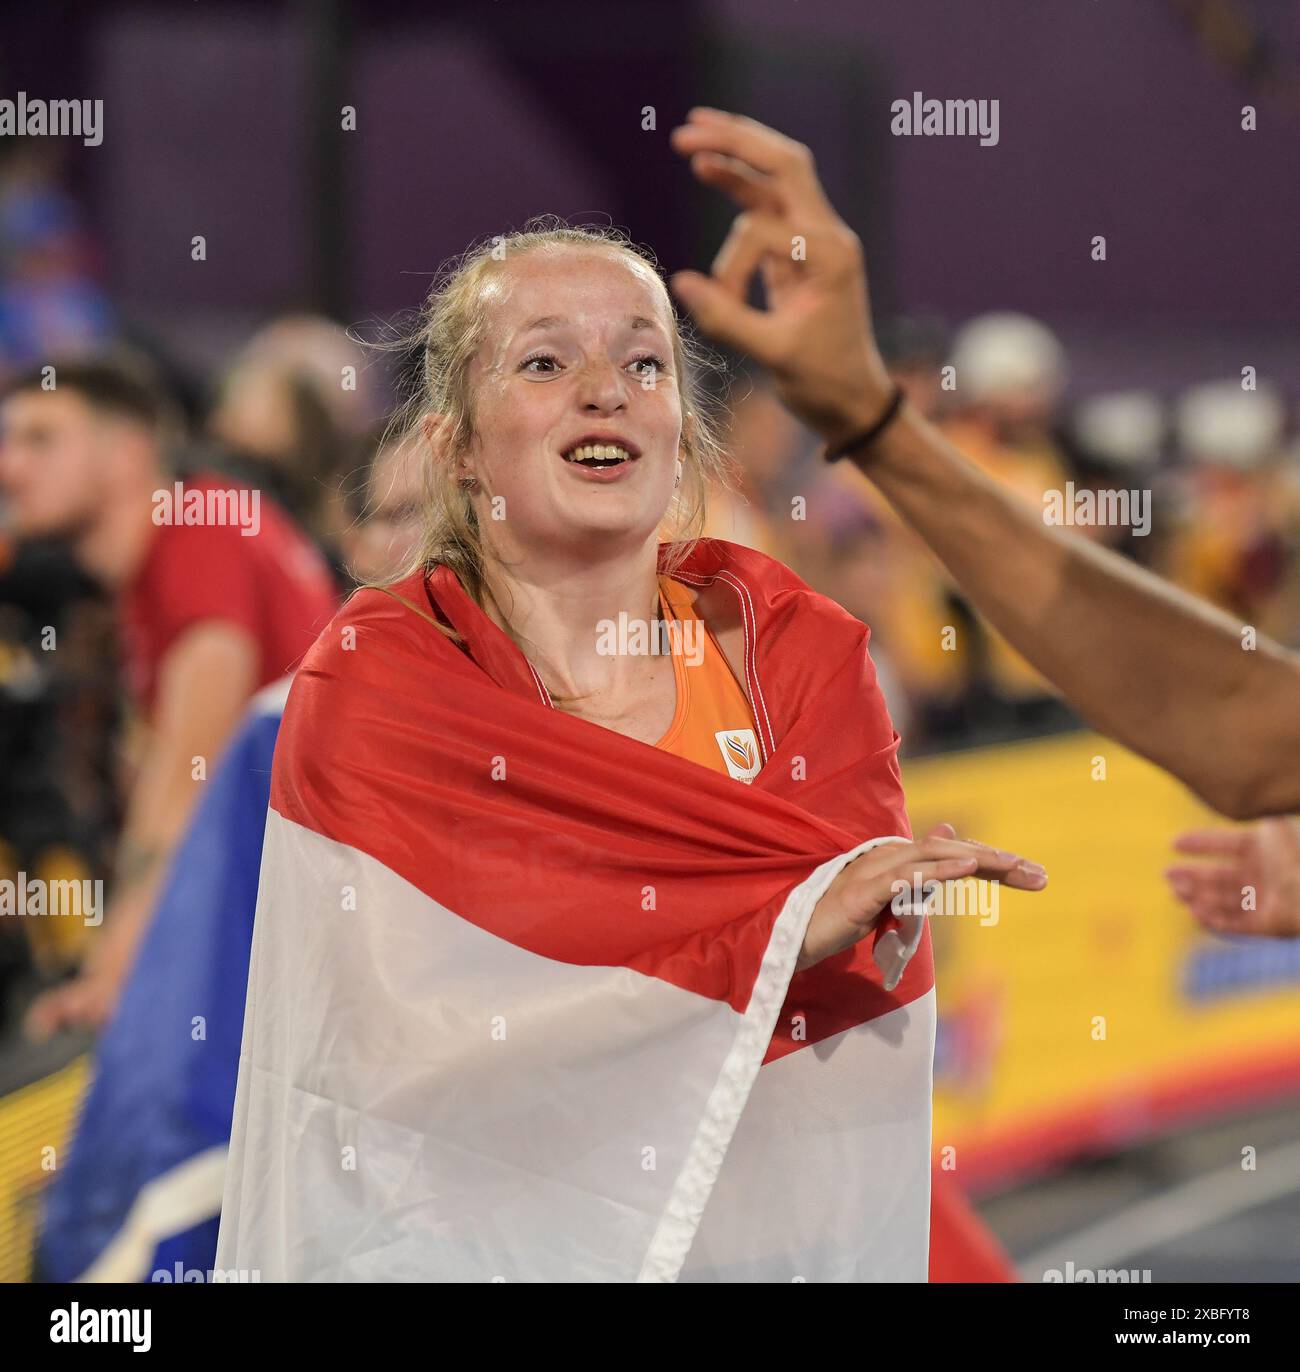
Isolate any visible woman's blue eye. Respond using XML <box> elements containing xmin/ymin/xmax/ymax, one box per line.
<box><xmin>631</xmin><ymin>354</ymin><xmax>667</xmax><ymax>375</ymax></box>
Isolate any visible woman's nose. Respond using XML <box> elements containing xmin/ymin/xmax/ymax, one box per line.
<box><xmin>576</xmin><ymin>359</ymin><xmax>627</xmax><ymax>411</ymax></box>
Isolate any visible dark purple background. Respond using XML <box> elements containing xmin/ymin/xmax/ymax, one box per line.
<box><xmin>4</xmin><ymin>0</ymin><xmax>1298</xmax><ymax>393</ymax></box>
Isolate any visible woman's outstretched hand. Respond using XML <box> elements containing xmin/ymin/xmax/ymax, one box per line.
<box><xmin>798</xmin><ymin>823</ymin><xmax>1048</xmax><ymax>975</ymax></box>
<box><xmin>668</xmin><ymin>106</ymin><xmax>894</xmax><ymax>448</ymax></box>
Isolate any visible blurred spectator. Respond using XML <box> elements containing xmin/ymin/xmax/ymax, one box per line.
<box><xmin>805</xmin><ymin>317</ymin><xmax>967</xmax><ymax>744</ymax></box>
<box><xmin>205</xmin><ymin>322</ymin><xmax>369</xmax><ymax>575</ymax></box>
<box><xmin>0</xmin><ymin>537</ymin><xmax>118</xmax><ymax>1022</ymax></box>
<box><xmin>0</xmin><ymin>145</ymin><xmax>112</xmax><ymax>378</ymax></box>
<box><xmin>337</xmin><ymin>427</ymin><xmax>426</xmax><ymax>587</ymax></box>
<box><xmin>1162</xmin><ymin>379</ymin><xmax>1293</xmax><ymax>640</ymax></box>
<box><xmin>37</xmin><ymin>436</ymin><xmax>431</xmax><ymax>1281</ymax></box>
<box><xmin>0</xmin><ymin>356</ymin><xmax>338</xmax><ymax>1035</ymax></box>
<box><xmin>702</xmin><ymin>366</ymin><xmax>810</xmax><ymax>562</ymax></box>
<box><xmin>935</xmin><ymin>312</ymin><xmax>1075</xmax><ymax>733</ymax></box>
<box><xmin>876</xmin><ymin>314</ymin><xmax>949</xmax><ymax>423</ymax></box>
<box><xmin>1063</xmin><ymin>390</ymin><xmax>1165</xmax><ymax>553</ymax></box>
<box><xmin>223</xmin><ymin>314</ymin><xmax>381</xmax><ymax>440</ymax></box>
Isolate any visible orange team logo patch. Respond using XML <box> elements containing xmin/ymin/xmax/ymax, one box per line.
<box><xmin>714</xmin><ymin>729</ymin><xmax>761</xmax><ymax>783</ymax></box>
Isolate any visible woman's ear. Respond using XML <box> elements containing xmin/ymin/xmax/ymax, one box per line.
<box><xmin>421</xmin><ymin>411</ymin><xmax>447</xmax><ymax>457</ymax></box>
<box><xmin>423</xmin><ymin>408</ymin><xmax>482</xmax><ymax>492</ymax></box>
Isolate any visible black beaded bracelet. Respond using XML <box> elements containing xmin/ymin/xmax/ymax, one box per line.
<box><xmin>822</xmin><ymin>385</ymin><xmax>906</xmax><ymax>463</ymax></box>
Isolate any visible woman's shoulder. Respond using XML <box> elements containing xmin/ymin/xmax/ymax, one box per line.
<box><xmin>671</xmin><ymin>537</ymin><xmax>858</xmax><ymax>629</ymax></box>
<box><xmin>295</xmin><ymin>568</ymin><xmax>464</xmax><ymax>687</ymax></box>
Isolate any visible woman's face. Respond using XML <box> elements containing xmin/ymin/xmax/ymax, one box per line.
<box><xmin>456</xmin><ymin>244</ymin><xmax>684</xmax><ymax>568</ymax></box>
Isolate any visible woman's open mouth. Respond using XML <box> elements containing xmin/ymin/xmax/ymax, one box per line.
<box><xmin>561</xmin><ymin>441</ymin><xmax>640</xmax><ymax>480</ymax></box>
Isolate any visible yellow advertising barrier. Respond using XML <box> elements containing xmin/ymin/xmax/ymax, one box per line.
<box><xmin>0</xmin><ymin>1055</ymin><xmax>88</xmax><ymax>1282</ymax></box>
<box><xmin>903</xmin><ymin>731</ymin><xmax>1300</xmax><ymax>1188</ymax></box>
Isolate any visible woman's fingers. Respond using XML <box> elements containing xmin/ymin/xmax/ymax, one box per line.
<box><xmin>804</xmin><ymin>828</ymin><xmax>1046</xmax><ymax>971</ymax></box>
<box><xmin>843</xmin><ymin>835</ymin><xmax>1047</xmax><ymax>921</ymax></box>
<box><xmin>849</xmin><ymin>855</ymin><xmax>979</xmax><ymax>927</ymax></box>
<box><xmin>912</xmin><ymin>834</ymin><xmax>1048</xmax><ymax>886</ymax></box>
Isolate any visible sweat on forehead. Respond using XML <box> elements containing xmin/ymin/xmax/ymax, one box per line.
<box><xmin>474</xmin><ymin>244</ymin><xmax>672</xmax><ymax>355</ymax></box>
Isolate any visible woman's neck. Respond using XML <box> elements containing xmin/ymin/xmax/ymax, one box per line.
<box><xmin>478</xmin><ymin>544</ymin><xmax>666</xmax><ymax>699</ymax></box>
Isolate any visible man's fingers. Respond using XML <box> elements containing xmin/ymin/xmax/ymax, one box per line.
<box><xmin>709</xmin><ymin>210</ymin><xmax>791</xmax><ymax>302</ymax></box>
<box><xmin>1192</xmin><ymin>906</ymin><xmax>1247</xmax><ymax>936</ymax></box>
<box><xmin>1172</xmin><ymin>828</ymin><xmax>1250</xmax><ymax>858</ymax></box>
<box><xmin>669</xmin><ymin>269</ymin><xmax>781</xmax><ymax>362</ymax></box>
<box><xmin>1167</xmin><ymin>865</ymin><xmax>1250</xmax><ymax>909</ymax></box>
<box><xmin>671</xmin><ymin>108</ymin><xmax>834</xmax><ymax>215</ymax></box>
<box><xmin>1176</xmin><ymin>881</ymin><xmax>1249</xmax><ymax>921</ymax></box>
<box><xmin>687</xmin><ymin>150</ymin><xmax>778</xmax><ymax>212</ymax></box>
<box><xmin>1166</xmin><ymin>863</ymin><xmax>1245</xmax><ymax>894</ymax></box>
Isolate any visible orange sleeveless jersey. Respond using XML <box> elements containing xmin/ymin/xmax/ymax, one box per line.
<box><xmin>652</xmin><ymin>575</ymin><xmax>762</xmax><ymax>783</ymax></box>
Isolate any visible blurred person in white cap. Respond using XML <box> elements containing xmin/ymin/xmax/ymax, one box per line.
<box><xmin>929</xmin><ymin>313</ymin><xmax>1074</xmax><ymax>725</ymax></box>
<box><xmin>941</xmin><ymin>311</ymin><xmax>1070</xmax><ymax>500</ymax></box>
<box><xmin>800</xmin><ymin>317</ymin><xmax>970</xmax><ymax>748</ymax></box>
<box><xmin>1062</xmin><ymin>390</ymin><xmax>1166</xmax><ymax>558</ymax></box>
<box><xmin>1161</xmin><ymin>379</ymin><xmax>1290</xmax><ymax>633</ymax></box>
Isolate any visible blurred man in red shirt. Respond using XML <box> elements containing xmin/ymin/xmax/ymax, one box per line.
<box><xmin>0</xmin><ymin>358</ymin><xmax>338</xmax><ymax>1033</ymax></box>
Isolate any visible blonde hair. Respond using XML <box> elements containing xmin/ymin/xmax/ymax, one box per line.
<box><xmin>369</xmin><ymin>216</ymin><xmax>735</xmax><ymax>618</ymax></box>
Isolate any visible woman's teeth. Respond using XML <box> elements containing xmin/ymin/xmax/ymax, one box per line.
<box><xmin>564</xmin><ymin>443</ymin><xmax>633</xmax><ymax>466</ymax></box>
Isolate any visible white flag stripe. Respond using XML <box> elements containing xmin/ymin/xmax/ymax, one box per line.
<box><xmin>680</xmin><ymin>993</ymin><xmax>935</xmax><ymax>1282</ymax></box>
<box><xmin>217</xmin><ymin>813</ymin><xmax>930</xmax><ymax>1281</ymax></box>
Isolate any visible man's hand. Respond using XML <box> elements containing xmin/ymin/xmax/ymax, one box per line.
<box><xmin>1166</xmin><ymin>819</ymin><xmax>1300</xmax><ymax>938</ymax></box>
<box><xmin>23</xmin><ymin>967</ymin><xmax>121</xmax><ymax>1039</ymax></box>
<box><xmin>799</xmin><ymin>822</ymin><xmax>1048</xmax><ymax>975</ymax></box>
<box><xmin>22</xmin><ymin>897</ymin><xmax>146</xmax><ymax>1038</ymax></box>
<box><xmin>668</xmin><ymin>107</ymin><xmax>893</xmax><ymax>447</ymax></box>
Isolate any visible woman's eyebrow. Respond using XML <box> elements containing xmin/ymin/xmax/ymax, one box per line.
<box><xmin>516</xmin><ymin>314</ymin><xmax>665</xmax><ymax>337</ymax></box>
<box><xmin>519</xmin><ymin>315</ymin><xmax>568</xmax><ymax>335</ymax></box>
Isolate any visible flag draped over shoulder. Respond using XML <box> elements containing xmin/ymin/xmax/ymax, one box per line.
<box><xmin>216</xmin><ymin>538</ymin><xmax>935</xmax><ymax>1282</ymax></box>
<box><xmin>38</xmin><ymin>681</ymin><xmax>289</xmax><ymax>1283</ymax></box>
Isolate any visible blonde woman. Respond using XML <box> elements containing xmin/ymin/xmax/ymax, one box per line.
<box><xmin>217</xmin><ymin>111</ymin><xmax>1046</xmax><ymax>1283</ymax></box>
